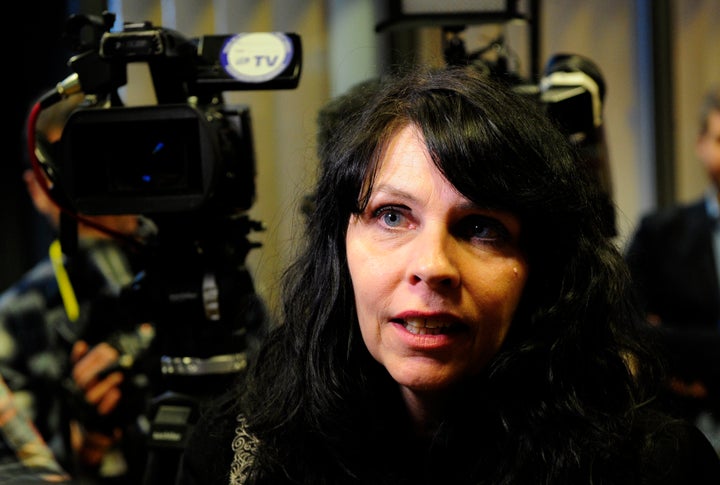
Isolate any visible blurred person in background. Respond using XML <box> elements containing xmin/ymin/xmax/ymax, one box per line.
<box><xmin>625</xmin><ymin>85</ymin><xmax>720</xmax><ymax>454</ymax></box>
<box><xmin>1</xmin><ymin>373</ymin><xmax>75</xmax><ymax>483</ymax></box>
<box><xmin>0</xmin><ymin>92</ymin><xmax>155</xmax><ymax>483</ymax></box>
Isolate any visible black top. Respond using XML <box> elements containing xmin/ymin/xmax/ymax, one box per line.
<box><xmin>625</xmin><ymin>198</ymin><xmax>720</xmax><ymax>330</ymax></box>
<box><xmin>177</xmin><ymin>402</ymin><xmax>720</xmax><ymax>485</ymax></box>
<box><xmin>625</xmin><ymin>198</ymin><xmax>720</xmax><ymax>421</ymax></box>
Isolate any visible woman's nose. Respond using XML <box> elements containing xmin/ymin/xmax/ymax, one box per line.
<box><xmin>407</xmin><ymin>227</ymin><xmax>461</xmax><ymax>289</ymax></box>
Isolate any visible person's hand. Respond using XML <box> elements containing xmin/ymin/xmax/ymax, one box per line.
<box><xmin>669</xmin><ymin>377</ymin><xmax>709</xmax><ymax>399</ymax></box>
<box><xmin>645</xmin><ymin>313</ymin><xmax>662</xmax><ymax>326</ymax></box>
<box><xmin>69</xmin><ymin>419</ymin><xmax>122</xmax><ymax>470</ymax></box>
<box><xmin>71</xmin><ymin>340</ymin><xmax>124</xmax><ymax>416</ymax></box>
<box><xmin>69</xmin><ymin>341</ymin><xmax>125</xmax><ymax>470</ymax></box>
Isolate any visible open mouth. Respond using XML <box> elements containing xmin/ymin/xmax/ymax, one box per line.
<box><xmin>396</xmin><ymin>317</ymin><xmax>461</xmax><ymax>335</ymax></box>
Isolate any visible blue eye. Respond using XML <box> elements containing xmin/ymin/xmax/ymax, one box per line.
<box><xmin>381</xmin><ymin>209</ymin><xmax>404</xmax><ymax>227</ymax></box>
<box><xmin>457</xmin><ymin>215</ymin><xmax>510</xmax><ymax>243</ymax></box>
<box><xmin>373</xmin><ymin>206</ymin><xmax>407</xmax><ymax>228</ymax></box>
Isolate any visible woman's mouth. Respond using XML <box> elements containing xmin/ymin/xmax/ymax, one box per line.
<box><xmin>398</xmin><ymin>317</ymin><xmax>460</xmax><ymax>335</ymax></box>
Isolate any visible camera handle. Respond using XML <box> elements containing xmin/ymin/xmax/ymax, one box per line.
<box><xmin>141</xmin><ymin>390</ymin><xmax>198</xmax><ymax>485</ymax></box>
<box><xmin>141</xmin><ymin>352</ymin><xmax>247</xmax><ymax>485</ymax></box>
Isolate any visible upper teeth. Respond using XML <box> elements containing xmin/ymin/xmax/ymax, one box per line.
<box><xmin>405</xmin><ymin>318</ymin><xmax>452</xmax><ymax>329</ymax></box>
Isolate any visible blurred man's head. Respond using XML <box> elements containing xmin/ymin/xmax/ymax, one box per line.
<box><xmin>28</xmin><ymin>93</ymin><xmax>139</xmax><ymax>238</ymax></box>
<box><xmin>695</xmin><ymin>85</ymin><xmax>720</xmax><ymax>192</ymax></box>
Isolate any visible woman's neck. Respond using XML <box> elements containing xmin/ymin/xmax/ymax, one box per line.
<box><xmin>399</xmin><ymin>386</ymin><xmax>449</xmax><ymax>437</ymax></box>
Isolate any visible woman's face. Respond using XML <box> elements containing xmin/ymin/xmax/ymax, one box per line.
<box><xmin>346</xmin><ymin>124</ymin><xmax>528</xmax><ymax>397</ymax></box>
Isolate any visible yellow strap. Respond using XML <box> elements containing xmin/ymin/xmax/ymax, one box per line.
<box><xmin>49</xmin><ymin>239</ymin><xmax>79</xmax><ymax>322</ymax></box>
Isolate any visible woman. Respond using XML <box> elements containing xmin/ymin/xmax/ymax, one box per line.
<box><xmin>178</xmin><ymin>66</ymin><xmax>720</xmax><ymax>484</ymax></box>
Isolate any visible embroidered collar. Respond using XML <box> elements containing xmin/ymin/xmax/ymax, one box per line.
<box><xmin>229</xmin><ymin>414</ymin><xmax>258</xmax><ymax>485</ymax></box>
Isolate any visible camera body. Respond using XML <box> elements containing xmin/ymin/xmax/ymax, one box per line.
<box><xmin>54</xmin><ymin>12</ymin><xmax>302</xmax><ymax>216</ymax></box>
<box><xmin>36</xmin><ymin>16</ymin><xmax>303</xmax><ymax>479</ymax></box>
<box><xmin>61</xmin><ymin>102</ymin><xmax>255</xmax><ymax>215</ymax></box>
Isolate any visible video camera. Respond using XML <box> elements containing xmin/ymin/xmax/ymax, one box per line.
<box><xmin>31</xmin><ymin>8</ymin><xmax>303</xmax><ymax>381</ymax></box>
<box><xmin>439</xmin><ymin>27</ymin><xmax>605</xmax><ymax>148</ymax></box>
<box><xmin>29</xmin><ymin>12</ymin><xmax>303</xmax><ymax>483</ymax></box>
<box><xmin>46</xmin><ymin>10</ymin><xmax>301</xmax><ymax>216</ymax></box>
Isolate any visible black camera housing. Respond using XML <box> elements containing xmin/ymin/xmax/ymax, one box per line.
<box><xmin>55</xmin><ymin>12</ymin><xmax>301</xmax><ymax>216</ymax></box>
<box><xmin>61</xmin><ymin>104</ymin><xmax>255</xmax><ymax>215</ymax></box>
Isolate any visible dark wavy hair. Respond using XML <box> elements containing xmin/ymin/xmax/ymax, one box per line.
<box><xmin>239</xmin><ymin>65</ymin><xmax>665</xmax><ymax>484</ymax></box>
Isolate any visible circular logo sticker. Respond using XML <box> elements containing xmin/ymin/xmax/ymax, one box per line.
<box><xmin>220</xmin><ymin>32</ymin><xmax>294</xmax><ymax>83</ymax></box>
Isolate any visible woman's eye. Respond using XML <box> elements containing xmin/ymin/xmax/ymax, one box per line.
<box><xmin>374</xmin><ymin>206</ymin><xmax>407</xmax><ymax>228</ymax></box>
<box><xmin>457</xmin><ymin>215</ymin><xmax>510</xmax><ymax>243</ymax></box>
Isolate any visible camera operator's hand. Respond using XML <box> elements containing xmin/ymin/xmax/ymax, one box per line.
<box><xmin>69</xmin><ymin>340</ymin><xmax>126</xmax><ymax>470</ymax></box>
<box><xmin>71</xmin><ymin>340</ymin><xmax>124</xmax><ymax>416</ymax></box>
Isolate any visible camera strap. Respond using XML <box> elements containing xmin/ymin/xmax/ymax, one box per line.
<box><xmin>49</xmin><ymin>239</ymin><xmax>80</xmax><ymax>322</ymax></box>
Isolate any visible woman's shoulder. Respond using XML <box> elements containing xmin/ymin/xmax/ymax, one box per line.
<box><xmin>177</xmin><ymin>388</ymin><xmax>247</xmax><ymax>485</ymax></box>
<box><xmin>632</xmin><ymin>408</ymin><xmax>720</xmax><ymax>484</ymax></box>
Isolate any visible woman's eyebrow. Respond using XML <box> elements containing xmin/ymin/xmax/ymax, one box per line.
<box><xmin>370</xmin><ymin>184</ymin><xmax>419</xmax><ymax>204</ymax></box>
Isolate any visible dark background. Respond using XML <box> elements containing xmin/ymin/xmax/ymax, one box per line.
<box><xmin>2</xmin><ymin>0</ymin><xmax>106</xmax><ymax>292</ymax></box>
